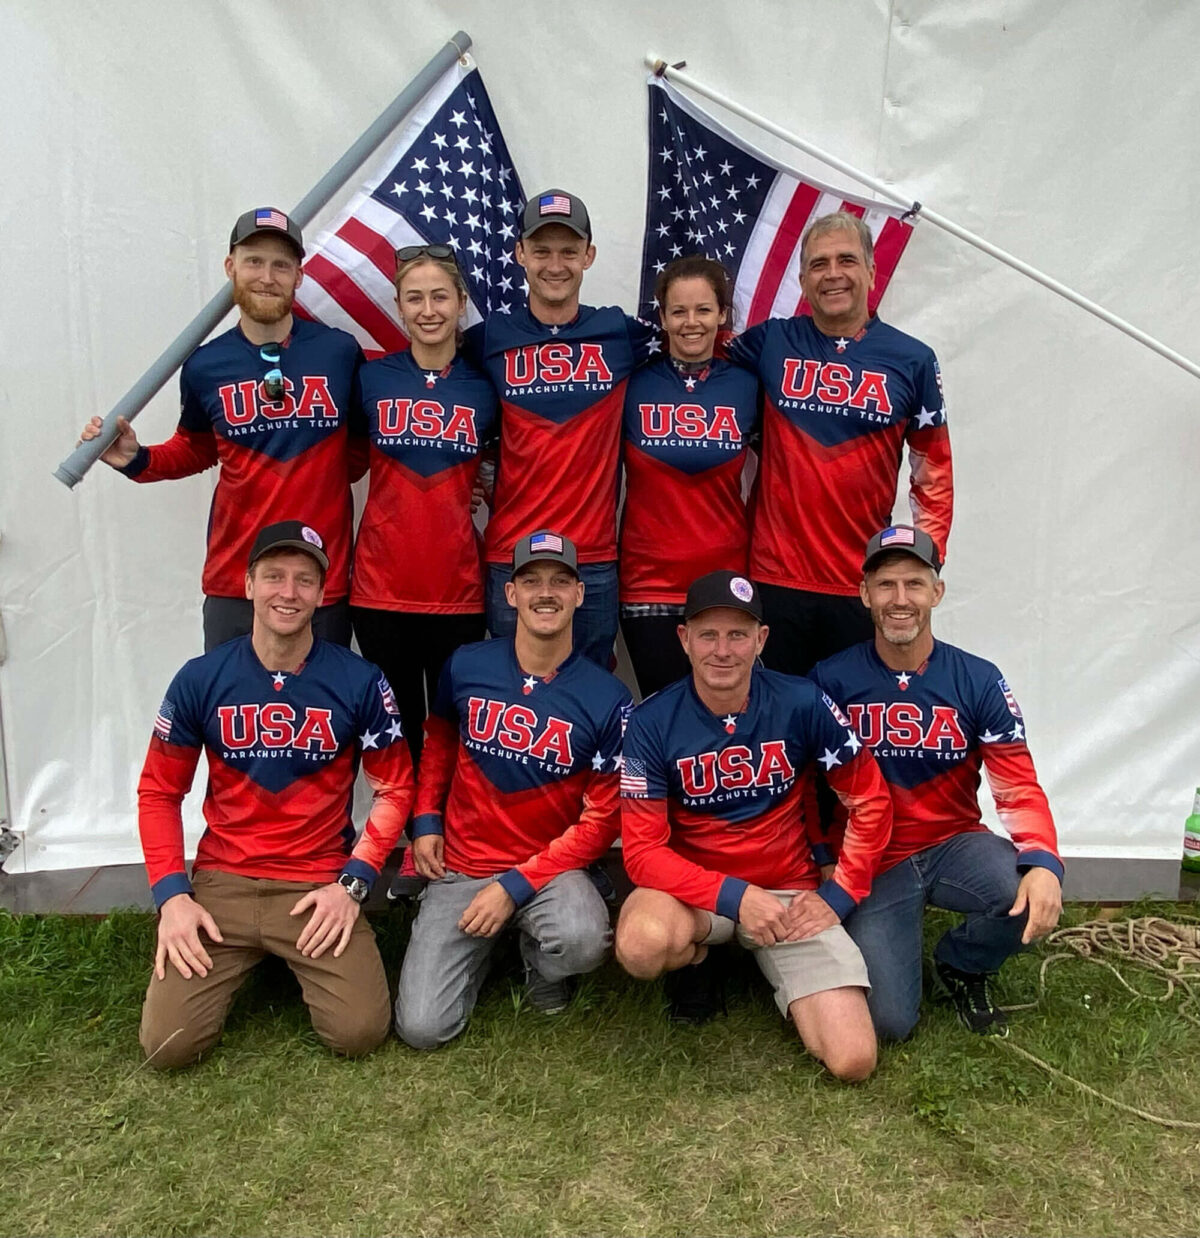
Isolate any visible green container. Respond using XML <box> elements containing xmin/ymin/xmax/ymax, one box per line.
<box><xmin>1183</xmin><ymin>788</ymin><xmax>1200</xmax><ymax>873</ymax></box>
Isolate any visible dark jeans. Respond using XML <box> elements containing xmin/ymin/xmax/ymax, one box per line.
<box><xmin>202</xmin><ymin>596</ymin><xmax>352</xmax><ymax>653</ymax></box>
<box><xmin>486</xmin><ymin>561</ymin><xmax>619</xmax><ymax>670</ymax></box>
<box><xmin>350</xmin><ymin>608</ymin><xmax>485</xmax><ymax>765</ymax></box>
<box><xmin>754</xmin><ymin>582</ymin><xmax>874</xmax><ymax>677</ymax></box>
<box><xmin>620</xmin><ymin>613</ymin><xmax>690</xmax><ymax>700</ymax></box>
<box><xmin>843</xmin><ymin>831</ymin><xmax>1027</xmax><ymax>1041</ymax></box>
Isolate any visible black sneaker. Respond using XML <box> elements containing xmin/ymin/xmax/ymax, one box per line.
<box><xmin>525</xmin><ymin>967</ymin><xmax>572</xmax><ymax>1015</ymax></box>
<box><xmin>935</xmin><ymin>960</ymin><xmax>1008</xmax><ymax>1035</ymax></box>
<box><xmin>664</xmin><ymin>951</ymin><xmax>726</xmax><ymax>1026</ymax></box>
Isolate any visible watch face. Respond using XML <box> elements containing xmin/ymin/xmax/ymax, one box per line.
<box><xmin>340</xmin><ymin>875</ymin><xmax>369</xmax><ymax>903</ymax></box>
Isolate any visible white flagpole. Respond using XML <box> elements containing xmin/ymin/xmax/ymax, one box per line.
<box><xmin>646</xmin><ymin>55</ymin><xmax>1200</xmax><ymax>383</ymax></box>
<box><xmin>54</xmin><ymin>30</ymin><xmax>475</xmax><ymax>489</ymax></box>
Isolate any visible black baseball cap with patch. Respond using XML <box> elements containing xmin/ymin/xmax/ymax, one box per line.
<box><xmin>520</xmin><ymin>189</ymin><xmax>591</xmax><ymax>241</ymax></box>
<box><xmin>684</xmin><ymin>571</ymin><xmax>764</xmax><ymax>622</ymax></box>
<box><xmin>862</xmin><ymin>525</ymin><xmax>942</xmax><ymax>574</ymax></box>
<box><xmin>248</xmin><ymin>520</ymin><xmax>329</xmax><ymax>572</ymax></box>
<box><xmin>229</xmin><ymin>207</ymin><xmax>305</xmax><ymax>258</ymax></box>
<box><xmin>510</xmin><ymin>530</ymin><xmax>579</xmax><ymax>578</ymax></box>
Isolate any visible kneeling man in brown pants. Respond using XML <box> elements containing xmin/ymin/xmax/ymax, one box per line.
<box><xmin>136</xmin><ymin>521</ymin><xmax>415</xmax><ymax>1066</ymax></box>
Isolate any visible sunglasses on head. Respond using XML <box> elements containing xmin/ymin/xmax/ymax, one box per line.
<box><xmin>259</xmin><ymin>342</ymin><xmax>285</xmax><ymax>402</ymax></box>
<box><xmin>395</xmin><ymin>243</ymin><xmax>457</xmax><ymax>269</ymax></box>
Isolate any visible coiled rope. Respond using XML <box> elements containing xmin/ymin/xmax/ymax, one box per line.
<box><xmin>993</xmin><ymin>914</ymin><xmax>1200</xmax><ymax>1129</ymax></box>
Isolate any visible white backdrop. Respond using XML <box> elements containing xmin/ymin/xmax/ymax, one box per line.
<box><xmin>2</xmin><ymin>0</ymin><xmax>1198</xmax><ymax>875</ymax></box>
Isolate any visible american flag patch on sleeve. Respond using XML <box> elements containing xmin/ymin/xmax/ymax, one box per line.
<box><xmin>154</xmin><ymin>698</ymin><xmax>175</xmax><ymax>741</ymax></box>
<box><xmin>821</xmin><ymin>692</ymin><xmax>852</xmax><ymax>728</ymax></box>
<box><xmin>378</xmin><ymin>675</ymin><xmax>399</xmax><ymax>715</ymax></box>
<box><xmin>620</xmin><ymin>756</ymin><xmax>649</xmax><ymax>796</ymax></box>
<box><xmin>997</xmin><ymin>677</ymin><xmax>1023</xmax><ymax>718</ymax></box>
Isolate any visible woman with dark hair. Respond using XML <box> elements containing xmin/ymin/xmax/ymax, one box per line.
<box><xmin>350</xmin><ymin>246</ymin><xmax>498</xmax><ymax>763</ymax></box>
<box><xmin>619</xmin><ymin>255</ymin><xmax>761</xmax><ymax>698</ymax></box>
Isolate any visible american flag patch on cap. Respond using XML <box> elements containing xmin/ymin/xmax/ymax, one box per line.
<box><xmin>154</xmin><ymin>697</ymin><xmax>175</xmax><ymax>741</ymax></box>
<box><xmin>255</xmin><ymin>208</ymin><xmax>290</xmax><ymax>230</ymax></box>
<box><xmin>530</xmin><ymin>532</ymin><xmax>564</xmax><ymax>554</ymax></box>
<box><xmin>879</xmin><ymin>527</ymin><xmax>916</xmax><ymax>548</ymax></box>
<box><xmin>539</xmin><ymin>194</ymin><xmax>572</xmax><ymax>217</ymax></box>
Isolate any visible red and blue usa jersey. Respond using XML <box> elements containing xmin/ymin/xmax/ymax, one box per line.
<box><xmin>465</xmin><ymin>305</ymin><xmax>658</xmax><ymax>564</ymax></box>
<box><xmin>620</xmin><ymin>668</ymin><xmax>892</xmax><ymax>922</ymax></box>
<box><xmin>810</xmin><ymin>640</ymin><xmax>1061</xmax><ymax>877</ymax></box>
<box><xmin>350</xmin><ymin>351</ymin><xmax>498</xmax><ymax>613</ymax></box>
<box><xmin>727</xmin><ymin>315</ymin><xmax>952</xmax><ymax>595</ymax></box>
<box><xmin>412</xmin><ymin>639</ymin><xmax>633</xmax><ymax>906</ymax></box>
<box><xmin>620</xmin><ymin>358</ymin><xmax>761</xmax><ymax>605</ymax></box>
<box><xmin>121</xmin><ymin>320</ymin><xmax>362</xmax><ymax>601</ymax></box>
<box><xmin>137</xmin><ymin>636</ymin><xmax>414</xmax><ymax>909</ymax></box>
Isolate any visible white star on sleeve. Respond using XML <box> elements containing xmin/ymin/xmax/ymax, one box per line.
<box><xmin>916</xmin><ymin>406</ymin><xmax>939</xmax><ymax>428</ymax></box>
<box><xmin>819</xmin><ymin>748</ymin><xmax>843</xmax><ymax>771</ymax></box>
<box><xmin>980</xmin><ymin>729</ymin><xmax>1004</xmax><ymax>744</ymax></box>
<box><xmin>386</xmin><ymin>719</ymin><xmax>404</xmax><ymax>741</ymax></box>
<box><xmin>843</xmin><ymin>729</ymin><xmax>862</xmax><ymax>755</ymax></box>
<box><xmin>360</xmin><ymin>729</ymin><xmax>380</xmax><ymax>750</ymax></box>
<box><xmin>1009</xmin><ymin>721</ymin><xmax>1025</xmax><ymax>741</ymax></box>
<box><xmin>591</xmin><ymin>751</ymin><xmax>605</xmax><ymax>771</ymax></box>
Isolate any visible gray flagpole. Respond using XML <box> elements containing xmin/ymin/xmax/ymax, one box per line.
<box><xmin>54</xmin><ymin>30</ymin><xmax>473</xmax><ymax>489</ymax></box>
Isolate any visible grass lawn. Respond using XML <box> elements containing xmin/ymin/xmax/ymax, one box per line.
<box><xmin>1</xmin><ymin>903</ymin><xmax>1198</xmax><ymax>1237</ymax></box>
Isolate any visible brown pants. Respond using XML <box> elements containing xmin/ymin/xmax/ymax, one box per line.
<box><xmin>139</xmin><ymin>869</ymin><xmax>390</xmax><ymax>1068</ymax></box>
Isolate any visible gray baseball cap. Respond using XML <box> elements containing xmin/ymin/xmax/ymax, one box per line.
<box><xmin>521</xmin><ymin>189</ymin><xmax>591</xmax><ymax>241</ymax></box>
<box><xmin>862</xmin><ymin>525</ymin><xmax>941</xmax><ymax>574</ymax></box>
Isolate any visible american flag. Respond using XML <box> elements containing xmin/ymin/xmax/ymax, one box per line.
<box><xmin>530</xmin><ymin>532</ymin><xmax>564</xmax><ymax>554</ymax></box>
<box><xmin>621</xmin><ymin>756</ymin><xmax>649</xmax><ymax>797</ymax></box>
<box><xmin>294</xmin><ymin>57</ymin><xmax>525</xmax><ymax>357</ymax></box>
<box><xmin>997</xmin><ymin>678</ymin><xmax>1024</xmax><ymax>719</ymax></box>
<box><xmin>538</xmin><ymin>193</ymin><xmax>572</xmax><ymax>217</ymax></box>
<box><xmin>154</xmin><ymin>697</ymin><xmax>175</xmax><ymax>742</ymax></box>
<box><xmin>638</xmin><ymin>77</ymin><xmax>915</xmax><ymax>328</ymax></box>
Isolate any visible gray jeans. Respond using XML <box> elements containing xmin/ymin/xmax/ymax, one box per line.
<box><xmin>395</xmin><ymin>869</ymin><xmax>612</xmax><ymax>1050</ymax></box>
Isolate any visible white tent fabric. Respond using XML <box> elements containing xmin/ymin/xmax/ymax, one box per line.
<box><xmin>2</xmin><ymin>1</ymin><xmax>1198</xmax><ymax>875</ymax></box>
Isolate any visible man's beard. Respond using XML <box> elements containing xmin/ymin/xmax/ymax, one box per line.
<box><xmin>233</xmin><ymin>281</ymin><xmax>294</xmax><ymax>325</ymax></box>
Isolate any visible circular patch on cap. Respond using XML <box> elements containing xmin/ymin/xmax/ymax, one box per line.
<box><xmin>730</xmin><ymin>576</ymin><xmax>754</xmax><ymax>603</ymax></box>
<box><xmin>301</xmin><ymin>526</ymin><xmax>323</xmax><ymax>549</ymax></box>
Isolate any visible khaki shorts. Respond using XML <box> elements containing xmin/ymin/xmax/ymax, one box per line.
<box><xmin>701</xmin><ymin>890</ymin><xmax>869</xmax><ymax>1017</ymax></box>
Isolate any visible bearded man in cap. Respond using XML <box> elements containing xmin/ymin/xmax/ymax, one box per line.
<box><xmin>80</xmin><ymin>208</ymin><xmax>363</xmax><ymax>650</ymax></box>
<box><xmin>810</xmin><ymin>525</ymin><xmax>1062</xmax><ymax>1038</ymax></box>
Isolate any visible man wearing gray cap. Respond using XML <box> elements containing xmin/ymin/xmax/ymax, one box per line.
<box><xmin>810</xmin><ymin>525</ymin><xmax>1062</xmax><ymax>1038</ymax></box>
<box><xmin>395</xmin><ymin>529</ymin><xmax>632</xmax><ymax>1048</ymax></box>
<box><xmin>464</xmin><ymin>189</ymin><xmax>657</xmax><ymax>667</ymax></box>
<box><xmin>79</xmin><ymin>208</ymin><xmax>363</xmax><ymax>651</ymax></box>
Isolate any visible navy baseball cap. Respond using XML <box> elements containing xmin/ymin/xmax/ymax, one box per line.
<box><xmin>521</xmin><ymin>189</ymin><xmax>591</xmax><ymax>241</ymax></box>
<box><xmin>511</xmin><ymin>530</ymin><xmax>579</xmax><ymax>578</ymax></box>
<box><xmin>249</xmin><ymin>521</ymin><xmax>329</xmax><ymax>571</ymax></box>
<box><xmin>862</xmin><ymin>525</ymin><xmax>941</xmax><ymax>574</ymax></box>
<box><xmin>684</xmin><ymin>571</ymin><xmax>763</xmax><ymax>622</ymax></box>
<box><xmin>230</xmin><ymin>207</ymin><xmax>305</xmax><ymax>258</ymax></box>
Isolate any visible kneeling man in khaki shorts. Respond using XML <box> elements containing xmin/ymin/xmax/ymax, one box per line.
<box><xmin>616</xmin><ymin>571</ymin><xmax>893</xmax><ymax>1081</ymax></box>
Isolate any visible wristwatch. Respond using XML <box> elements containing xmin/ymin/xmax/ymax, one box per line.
<box><xmin>338</xmin><ymin>874</ymin><xmax>370</xmax><ymax>904</ymax></box>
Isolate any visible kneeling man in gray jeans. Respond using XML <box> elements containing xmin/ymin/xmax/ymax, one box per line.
<box><xmin>395</xmin><ymin>530</ymin><xmax>632</xmax><ymax>1047</ymax></box>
